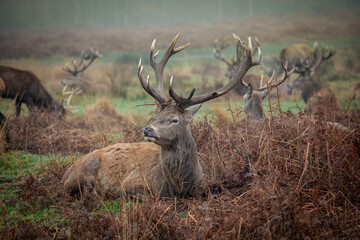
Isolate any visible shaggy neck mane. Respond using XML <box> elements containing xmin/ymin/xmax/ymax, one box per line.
<box><xmin>160</xmin><ymin>126</ymin><xmax>199</xmax><ymax>196</ymax></box>
<box><xmin>251</xmin><ymin>93</ymin><xmax>265</xmax><ymax>120</ymax></box>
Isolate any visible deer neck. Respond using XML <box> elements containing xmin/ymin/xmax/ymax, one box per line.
<box><xmin>251</xmin><ymin>93</ymin><xmax>266</xmax><ymax>120</ymax></box>
<box><xmin>159</xmin><ymin>126</ymin><xmax>202</xmax><ymax>196</ymax></box>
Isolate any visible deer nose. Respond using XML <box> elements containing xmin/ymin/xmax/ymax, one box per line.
<box><xmin>143</xmin><ymin>127</ymin><xmax>153</xmax><ymax>136</ymax></box>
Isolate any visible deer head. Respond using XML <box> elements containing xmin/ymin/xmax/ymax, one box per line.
<box><xmin>139</xmin><ymin>34</ymin><xmax>262</xmax><ymax>144</ymax></box>
<box><xmin>287</xmin><ymin>43</ymin><xmax>335</xmax><ymax>102</ymax></box>
<box><xmin>243</xmin><ymin>62</ymin><xmax>294</xmax><ymax>120</ymax></box>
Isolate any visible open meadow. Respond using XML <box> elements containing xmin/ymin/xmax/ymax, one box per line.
<box><xmin>1</xmin><ymin>6</ymin><xmax>360</xmax><ymax>239</ymax></box>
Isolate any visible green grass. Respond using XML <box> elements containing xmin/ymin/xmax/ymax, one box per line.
<box><xmin>0</xmin><ymin>152</ymin><xmax>77</xmax><ymax>231</ymax></box>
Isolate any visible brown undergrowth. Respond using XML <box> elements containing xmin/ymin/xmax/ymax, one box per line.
<box><xmin>70</xmin><ymin>99</ymin><xmax>124</xmax><ymax>133</ymax></box>
<box><xmin>6</xmin><ymin>112</ymin><xmax>107</xmax><ymax>154</ymax></box>
<box><xmin>1</xmin><ymin>108</ymin><xmax>360</xmax><ymax>239</ymax></box>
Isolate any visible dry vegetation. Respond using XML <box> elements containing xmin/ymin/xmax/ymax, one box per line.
<box><xmin>1</xmin><ymin>106</ymin><xmax>360</xmax><ymax>239</ymax></box>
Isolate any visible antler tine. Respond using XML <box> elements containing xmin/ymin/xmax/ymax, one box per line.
<box><xmin>307</xmin><ymin>44</ymin><xmax>335</xmax><ymax>72</ymax></box>
<box><xmin>62</xmin><ymin>63</ymin><xmax>76</xmax><ymax>76</ymax></box>
<box><xmin>75</xmin><ymin>49</ymin><xmax>101</xmax><ymax>74</ymax></box>
<box><xmin>62</xmin><ymin>48</ymin><xmax>102</xmax><ymax>77</ymax></box>
<box><xmin>170</xmin><ymin>34</ymin><xmax>261</xmax><ymax>110</ymax></box>
<box><xmin>257</xmin><ymin>61</ymin><xmax>294</xmax><ymax>92</ymax></box>
<box><xmin>252</xmin><ymin>37</ymin><xmax>261</xmax><ymax>56</ymax></box>
<box><xmin>213</xmin><ymin>39</ymin><xmax>234</xmax><ymax>68</ymax></box>
<box><xmin>137</xmin><ymin>58</ymin><xmax>166</xmax><ymax>104</ymax></box>
<box><xmin>148</xmin><ymin>33</ymin><xmax>190</xmax><ymax>101</ymax></box>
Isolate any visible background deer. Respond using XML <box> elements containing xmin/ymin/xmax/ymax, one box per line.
<box><xmin>243</xmin><ymin>63</ymin><xmax>294</xmax><ymax>120</ymax></box>
<box><xmin>61</xmin><ymin>48</ymin><xmax>102</xmax><ymax>93</ymax></box>
<box><xmin>286</xmin><ymin>44</ymin><xmax>335</xmax><ymax>103</ymax></box>
<box><xmin>0</xmin><ymin>65</ymin><xmax>65</xmax><ymax>118</ymax></box>
<box><xmin>62</xmin><ymin>33</ymin><xmax>261</xmax><ymax>198</ymax></box>
<box><xmin>213</xmin><ymin>38</ymin><xmax>263</xmax><ymax>95</ymax></box>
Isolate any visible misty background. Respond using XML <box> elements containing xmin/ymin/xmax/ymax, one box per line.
<box><xmin>0</xmin><ymin>0</ymin><xmax>359</xmax><ymax>30</ymax></box>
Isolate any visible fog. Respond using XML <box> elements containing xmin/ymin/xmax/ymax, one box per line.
<box><xmin>0</xmin><ymin>0</ymin><xmax>358</xmax><ymax>30</ymax></box>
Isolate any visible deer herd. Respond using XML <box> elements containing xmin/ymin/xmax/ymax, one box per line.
<box><xmin>0</xmin><ymin>32</ymin><xmax>351</xmax><ymax>199</ymax></box>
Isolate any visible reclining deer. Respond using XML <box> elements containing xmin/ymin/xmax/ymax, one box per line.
<box><xmin>242</xmin><ymin>63</ymin><xmax>294</xmax><ymax>120</ymax></box>
<box><xmin>62</xmin><ymin>33</ymin><xmax>261</xmax><ymax>199</ymax></box>
<box><xmin>285</xmin><ymin>44</ymin><xmax>339</xmax><ymax>116</ymax></box>
<box><xmin>286</xmin><ymin>44</ymin><xmax>335</xmax><ymax>103</ymax></box>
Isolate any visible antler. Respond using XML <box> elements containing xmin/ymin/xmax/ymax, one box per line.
<box><xmin>213</xmin><ymin>39</ymin><xmax>234</xmax><ymax>69</ymax></box>
<box><xmin>255</xmin><ymin>61</ymin><xmax>295</xmax><ymax>92</ymax></box>
<box><xmin>63</xmin><ymin>48</ymin><xmax>102</xmax><ymax>77</ymax></box>
<box><xmin>213</xmin><ymin>37</ymin><xmax>260</xmax><ymax>70</ymax></box>
<box><xmin>138</xmin><ymin>33</ymin><xmax>190</xmax><ymax>105</ymax></box>
<box><xmin>294</xmin><ymin>43</ymin><xmax>335</xmax><ymax>74</ymax></box>
<box><xmin>62</xmin><ymin>84</ymin><xmax>82</xmax><ymax>112</ymax></box>
<box><xmin>169</xmin><ymin>34</ymin><xmax>262</xmax><ymax>111</ymax></box>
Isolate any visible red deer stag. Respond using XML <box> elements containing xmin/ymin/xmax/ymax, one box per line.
<box><xmin>286</xmin><ymin>44</ymin><xmax>335</xmax><ymax>103</ymax></box>
<box><xmin>62</xmin><ymin>33</ymin><xmax>261</xmax><ymax>198</ymax></box>
<box><xmin>242</xmin><ymin>63</ymin><xmax>294</xmax><ymax>120</ymax></box>
<box><xmin>214</xmin><ymin>38</ymin><xmax>263</xmax><ymax>96</ymax></box>
<box><xmin>0</xmin><ymin>66</ymin><xmax>65</xmax><ymax>118</ymax></box>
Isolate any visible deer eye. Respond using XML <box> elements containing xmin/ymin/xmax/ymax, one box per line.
<box><xmin>172</xmin><ymin>119</ymin><xmax>178</xmax><ymax>123</ymax></box>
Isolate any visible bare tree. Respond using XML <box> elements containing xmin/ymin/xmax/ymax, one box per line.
<box><xmin>62</xmin><ymin>33</ymin><xmax>261</xmax><ymax>198</ymax></box>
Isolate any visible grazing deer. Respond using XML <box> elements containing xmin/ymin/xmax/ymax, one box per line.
<box><xmin>0</xmin><ymin>66</ymin><xmax>65</xmax><ymax>118</ymax></box>
<box><xmin>286</xmin><ymin>44</ymin><xmax>335</xmax><ymax>103</ymax></box>
<box><xmin>242</xmin><ymin>63</ymin><xmax>294</xmax><ymax>120</ymax></box>
<box><xmin>61</xmin><ymin>48</ymin><xmax>102</xmax><ymax>93</ymax></box>
<box><xmin>62</xmin><ymin>33</ymin><xmax>262</xmax><ymax>198</ymax></box>
<box><xmin>213</xmin><ymin>38</ymin><xmax>264</xmax><ymax>95</ymax></box>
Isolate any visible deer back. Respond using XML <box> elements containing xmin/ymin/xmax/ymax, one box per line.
<box><xmin>305</xmin><ymin>88</ymin><xmax>340</xmax><ymax>115</ymax></box>
<box><xmin>279</xmin><ymin>44</ymin><xmax>314</xmax><ymax>68</ymax></box>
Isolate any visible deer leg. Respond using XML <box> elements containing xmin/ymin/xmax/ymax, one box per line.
<box><xmin>122</xmin><ymin>169</ymin><xmax>151</xmax><ymax>199</ymax></box>
<box><xmin>24</xmin><ymin>98</ymin><xmax>35</xmax><ymax>116</ymax></box>
<box><xmin>15</xmin><ymin>98</ymin><xmax>22</xmax><ymax>116</ymax></box>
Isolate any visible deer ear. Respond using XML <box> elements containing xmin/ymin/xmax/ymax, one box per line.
<box><xmin>245</xmin><ymin>84</ymin><xmax>253</xmax><ymax>96</ymax></box>
<box><xmin>186</xmin><ymin>104</ymin><xmax>202</xmax><ymax>120</ymax></box>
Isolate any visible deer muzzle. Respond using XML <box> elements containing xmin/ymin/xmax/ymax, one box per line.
<box><xmin>143</xmin><ymin>127</ymin><xmax>158</xmax><ymax>142</ymax></box>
